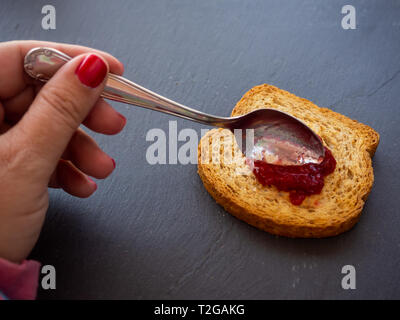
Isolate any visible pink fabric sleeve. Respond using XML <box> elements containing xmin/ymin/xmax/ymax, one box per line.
<box><xmin>0</xmin><ymin>257</ymin><xmax>41</xmax><ymax>300</ymax></box>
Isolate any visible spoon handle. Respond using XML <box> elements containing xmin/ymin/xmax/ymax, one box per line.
<box><xmin>24</xmin><ymin>47</ymin><xmax>230</xmax><ymax>127</ymax></box>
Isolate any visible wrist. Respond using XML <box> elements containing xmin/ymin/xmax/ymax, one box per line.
<box><xmin>0</xmin><ymin>257</ymin><xmax>41</xmax><ymax>300</ymax></box>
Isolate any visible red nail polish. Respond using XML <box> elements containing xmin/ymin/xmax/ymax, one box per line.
<box><xmin>118</xmin><ymin>113</ymin><xmax>127</xmax><ymax>125</ymax></box>
<box><xmin>75</xmin><ymin>54</ymin><xmax>107</xmax><ymax>88</ymax></box>
<box><xmin>88</xmin><ymin>177</ymin><xmax>98</xmax><ymax>191</ymax></box>
<box><xmin>111</xmin><ymin>158</ymin><xmax>116</xmax><ymax>169</ymax></box>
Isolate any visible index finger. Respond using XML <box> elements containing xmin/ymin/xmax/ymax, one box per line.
<box><xmin>0</xmin><ymin>40</ymin><xmax>124</xmax><ymax>100</ymax></box>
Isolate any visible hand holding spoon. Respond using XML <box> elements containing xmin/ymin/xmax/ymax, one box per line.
<box><xmin>24</xmin><ymin>47</ymin><xmax>324</xmax><ymax>166</ymax></box>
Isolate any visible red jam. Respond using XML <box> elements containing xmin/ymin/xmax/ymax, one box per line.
<box><xmin>251</xmin><ymin>147</ymin><xmax>336</xmax><ymax>205</ymax></box>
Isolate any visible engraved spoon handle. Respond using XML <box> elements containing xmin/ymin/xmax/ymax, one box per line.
<box><xmin>24</xmin><ymin>47</ymin><xmax>233</xmax><ymax>127</ymax></box>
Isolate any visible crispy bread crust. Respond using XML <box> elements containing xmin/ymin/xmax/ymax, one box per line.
<box><xmin>197</xmin><ymin>84</ymin><xmax>379</xmax><ymax>238</ymax></box>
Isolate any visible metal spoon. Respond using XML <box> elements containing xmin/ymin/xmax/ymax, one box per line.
<box><xmin>24</xmin><ymin>47</ymin><xmax>324</xmax><ymax>165</ymax></box>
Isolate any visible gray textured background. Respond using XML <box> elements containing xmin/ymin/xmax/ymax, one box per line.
<box><xmin>1</xmin><ymin>0</ymin><xmax>399</xmax><ymax>299</ymax></box>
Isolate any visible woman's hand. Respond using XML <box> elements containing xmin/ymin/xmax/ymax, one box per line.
<box><xmin>0</xmin><ymin>41</ymin><xmax>126</xmax><ymax>263</ymax></box>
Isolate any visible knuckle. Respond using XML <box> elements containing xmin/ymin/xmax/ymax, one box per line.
<box><xmin>0</xmin><ymin>137</ymin><xmax>15</xmax><ymax>166</ymax></box>
<box><xmin>0</xmin><ymin>131</ymin><xmax>49</xmax><ymax>181</ymax></box>
<box><xmin>39</xmin><ymin>85</ymin><xmax>82</xmax><ymax>130</ymax></box>
<box><xmin>0</xmin><ymin>132</ymin><xmax>32</xmax><ymax>173</ymax></box>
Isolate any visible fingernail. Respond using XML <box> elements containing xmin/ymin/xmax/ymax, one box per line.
<box><xmin>75</xmin><ymin>54</ymin><xmax>108</xmax><ymax>88</ymax></box>
<box><xmin>111</xmin><ymin>158</ymin><xmax>116</xmax><ymax>169</ymax></box>
<box><xmin>118</xmin><ymin>113</ymin><xmax>126</xmax><ymax>126</ymax></box>
<box><xmin>88</xmin><ymin>176</ymin><xmax>98</xmax><ymax>191</ymax></box>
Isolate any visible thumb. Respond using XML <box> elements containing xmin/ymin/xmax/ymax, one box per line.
<box><xmin>14</xmin><ymin>53</ymin><xmax>109</xmax><ymax>169</ymax></box>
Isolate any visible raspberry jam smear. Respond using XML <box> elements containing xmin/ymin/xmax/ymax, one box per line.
<box><xmin>251</xmin><ymin>147</ymin><xmax>336</xmax><ymax>205</ymax></box>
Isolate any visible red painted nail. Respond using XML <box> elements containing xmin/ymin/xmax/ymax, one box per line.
<box><xmin>75</xmin><ymin>54</ymin><xmax>107</xmax><ymax>88</ymax></box>
<box><xmin>87</xmin><ymin>177</ymin><xmax>97</xmax><ymax>191</ymax></box>
<box><xmin>118</xmin><ymin>113</ymin><xmax>127</xmax><ymax>127</ymax></box>
<box><xmin>111</xmin><ymin>158</ymin><xmax>116</xmax><ymax>169</ymax></box>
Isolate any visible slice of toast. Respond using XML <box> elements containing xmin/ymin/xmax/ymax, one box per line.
<box><xmin>197</xmin><ymin>84</ymin><xmax>379</xmax><ymax>238</ymax></box>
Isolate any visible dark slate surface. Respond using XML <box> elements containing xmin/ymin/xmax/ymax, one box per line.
<box><xmin>1</xmin><ymin>0</ymin><xmax>399</xmax><ymax>299</ymax></box>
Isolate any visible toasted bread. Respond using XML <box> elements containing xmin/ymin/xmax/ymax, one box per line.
<box><xmin>197</xmin><ymin>84</ymin><xmax>379</xmax><ymax>238</ymax></box>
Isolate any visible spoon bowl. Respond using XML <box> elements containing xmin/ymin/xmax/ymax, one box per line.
<box><xmin>227</xmin><ymin>109</ymin><xmax>325</xmax><ymax>165</ymax></box>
